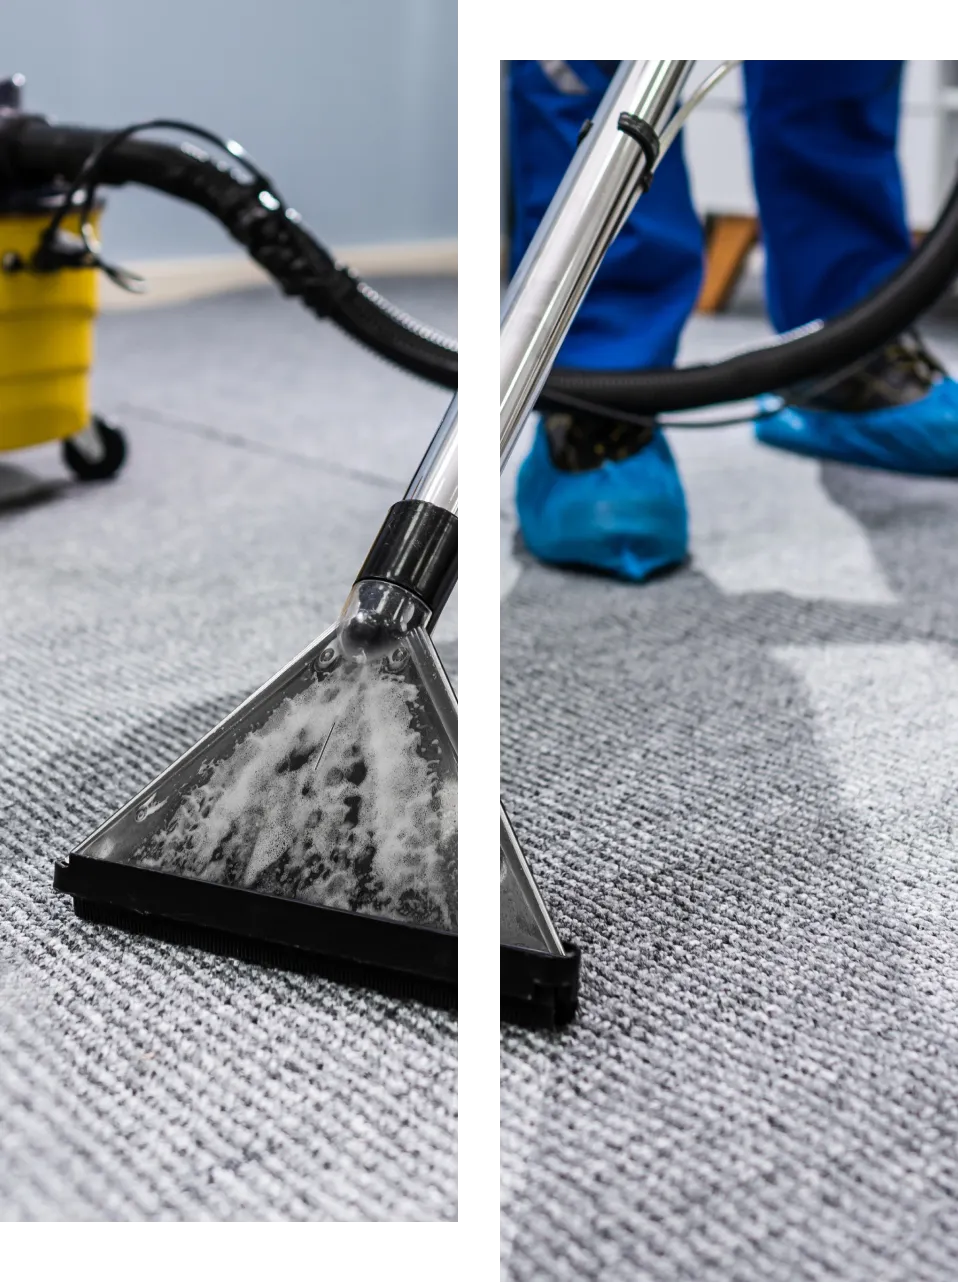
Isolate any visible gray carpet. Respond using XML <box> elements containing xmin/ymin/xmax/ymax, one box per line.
<box><xmin>500</xmin><ymin>294</ymin><xmax>958</xmax><ymax>1279</ymax></box>
<box><xmin>0</xmin><ymin>276</ymin><xmax>457</xmax><ymax>1221</ymax></box>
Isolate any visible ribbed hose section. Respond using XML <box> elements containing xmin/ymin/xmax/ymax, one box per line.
<box><xmin>4</xmin><ymin>119</ymin><xmax>458</xmax><ymax>390</ymax></box>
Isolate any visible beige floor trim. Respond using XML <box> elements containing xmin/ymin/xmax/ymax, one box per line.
<box><xmin>99</xmin><ymin>237</ymin><xmax>458</xmax><ymax>312</ymax></box>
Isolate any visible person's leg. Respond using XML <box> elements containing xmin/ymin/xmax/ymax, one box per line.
<box><xmin>745</xmin><ymin>60</ymin><xmax>910</xmax><ymax>330</ymax></box>
<box><xmin>509</xmin><ymin>59</ymin><xmax>704</xmax><ymax>368</ymax></box>
<box><xmin>746</xmin><ymin>60</ymin><xmax>958</xmax><ymax>474</ymax></box>
<box><xmin>509</xmin><ymin>60</ymin><xmax>698</xmax><ymax>579</ymax></box>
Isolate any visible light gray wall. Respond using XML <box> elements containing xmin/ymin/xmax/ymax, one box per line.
<box><xmin>3</xmin><ymin>0</ymin><xmax>457</xmax><ymax>259</ymax></box>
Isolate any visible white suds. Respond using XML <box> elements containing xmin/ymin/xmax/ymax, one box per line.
<box><xmin>101</xmin><ymin>658</ymin><xmax>456</xmax><ymax>929</ymax></box>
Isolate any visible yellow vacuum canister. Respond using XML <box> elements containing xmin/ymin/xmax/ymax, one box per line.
<box><xmin>0</xmin><ymin>192</ymin><xmax>126</xmax><ymax>479</ymax></box>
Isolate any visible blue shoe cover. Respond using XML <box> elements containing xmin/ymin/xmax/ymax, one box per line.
<box><xmin>515</xmin><ymin>421</ymin><xmax>688</xmax><ymax>582</ymax></box>
<box><xmin>754</xmin><ymin>378</ymin><xmax>958</xmax><ymax>476</ymax></box>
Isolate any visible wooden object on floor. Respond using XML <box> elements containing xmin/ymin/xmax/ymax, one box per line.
<box><xmin>696</xmin><ymin>213</ymin><xmax>760</xmax><ymax>314</ymax></box>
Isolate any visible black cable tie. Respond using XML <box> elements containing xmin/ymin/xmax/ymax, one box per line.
<box><xmin>617</xmin><ymin>112</ymin><xmax>660</xmax><ymax>191</ymax></box>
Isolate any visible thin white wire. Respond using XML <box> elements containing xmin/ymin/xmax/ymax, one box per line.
<box><xmin>656</xmin><ymin>60</ymin><xmax>743</xmax><ymax>163</ymax></box>
<box><xmin>651</xmin><ymin>62</ymin><xmax>755</xmax><ymax>425</ymax></box>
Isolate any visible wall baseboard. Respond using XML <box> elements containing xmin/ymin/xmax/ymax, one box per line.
<box><xmin>99</xmin><ymin>237</ymin><xmax>457</xmax><ymax>312</ymax></box>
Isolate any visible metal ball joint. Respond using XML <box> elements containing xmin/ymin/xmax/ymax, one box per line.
<box><xmin>337</xmin><ymin>579</ymin><xmax>430</xmax><ymax>663</ymax></box>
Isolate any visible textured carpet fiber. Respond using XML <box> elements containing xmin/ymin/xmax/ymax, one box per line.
<box><xmin>0</xmin><ymin>277</ymin><xmax>457</xmax><ymax>1221</ymax></box>
<box><xmin>500</xmin><ymin>302</ymin><xmax>958</xmax><ymax>1279</ymax></box>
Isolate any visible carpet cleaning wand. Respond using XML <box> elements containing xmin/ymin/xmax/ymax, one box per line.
<box><xmin>340</xmin><ymin>398</ymin><xmax>457</xmax><ymax>660</ymax></box>
<box><xmin>0</xmin><ymin>79</ymin><xmax>465</xmax><ymax>1005</ymax></box>
<box><xmin>54</xmin><ymin>397</ymin><xmax>459</xmax><ymax>1004</ymax></box>
<box><xmin>500</xmin><ymin>61</ymin><xmax>694</xmax><ymax>1024</ymax></box>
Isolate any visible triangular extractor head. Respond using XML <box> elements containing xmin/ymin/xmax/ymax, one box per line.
<box><xmin>55</xmin><ymin>623</ymin><xmax>458</xmax><ymax>996</ymax></box>
<box><xmin>500</xmin><ymin>804</ymin><xmax>563</xmax><ymax>953</ymax></box>
<box><xmin>500</xmin><ymin>804</ymin><xmax>580</xmax><ymax>1027</ymax></box>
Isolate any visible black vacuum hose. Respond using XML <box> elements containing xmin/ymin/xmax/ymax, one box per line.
<box><xmin>1</xmin><ymin>118</ymin><xmax>458</xmax><ymax>389</ymax></box>
<box><xmin>6</xmin><ymin>117</ymin><xmax>958</xmax><ymax>414</ymax></box>
<box><xmin>544</xmin><ymin>168</ymin><xmax>958</xmax><ymax>415</ymax></box>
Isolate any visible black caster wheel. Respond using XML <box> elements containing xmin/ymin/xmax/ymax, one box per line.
<box><xmin>62</xmin><ymin>416</ymin><xmax>128</xmax><ymax>481</ymax></box>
